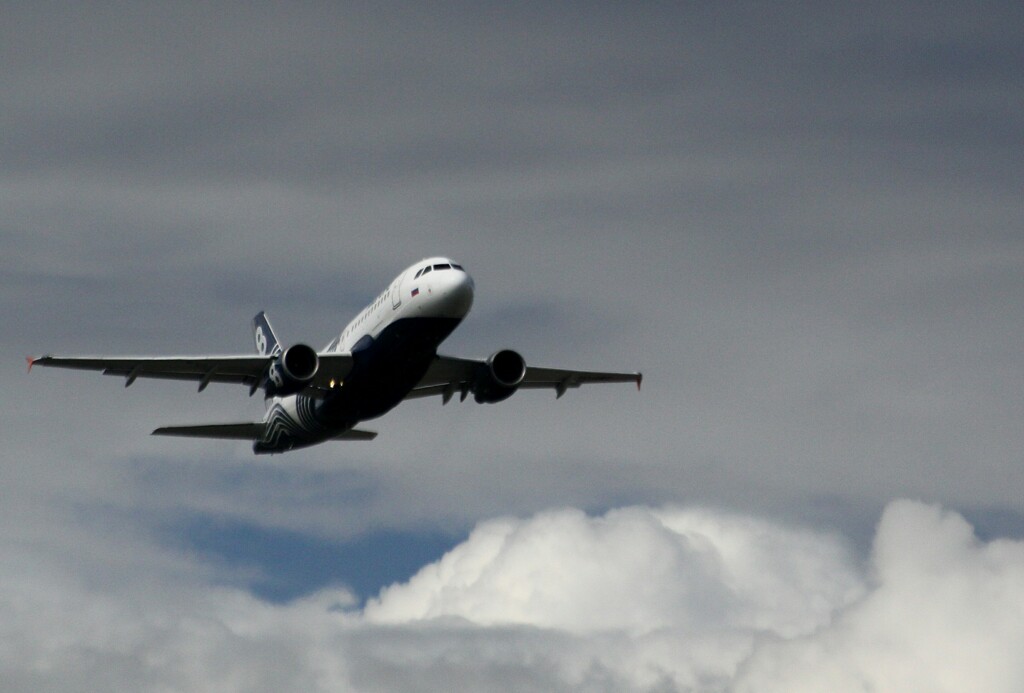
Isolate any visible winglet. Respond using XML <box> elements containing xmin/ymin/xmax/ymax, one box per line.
<box><xmin>637</xmin><ymin>372</ymin><xmax>643</xmax><ymax>391</ymax></box>
<box><xmin>25</xmin><ymin>355</ymin><xmax>48</xmax><ymax>373</ymax></box>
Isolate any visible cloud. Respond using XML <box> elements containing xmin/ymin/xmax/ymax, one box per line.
<box><xmin>8</xmin><ymin>1</ymin><xmax>1024</xmax><ymax>523</ymax></box>
<box><xmin>5</xmin><ymin>499</ymin><xmax>1021</xmax><ymax>691</ymax></box>
<box><xmin>359</xmin><ymin>505</ymin><xmax>864</xmax><ymax>689</ymax></box>
<box><xmin>363</xmin><ymin>506</ymin><xmax>862</xmax><ymax>639</ymax></box>
<box><xmin>735</xmin><ymin>500</ymin><xmax>1024</xmax><ymax>692</ymax></box>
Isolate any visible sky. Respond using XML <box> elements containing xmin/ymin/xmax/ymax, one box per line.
<box><xmin>4</xmin><ymin>2</ymin><xmax>1024</xmax><ymax>690</ymax></box>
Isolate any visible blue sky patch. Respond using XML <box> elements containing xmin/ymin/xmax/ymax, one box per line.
<box><xmin>167</xmin><ymin>515</ymin><xmax>458</xmax><ymax>604</ymax></box>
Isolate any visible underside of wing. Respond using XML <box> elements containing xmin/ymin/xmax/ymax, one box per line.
<box><xmin>519</xmin><ymin>366</ymin><xmax>643</xmax><ymax>394</ymax></box>
<box><xmin>408</xmin><ymin>354</ymin><xmax>641</xmax><ymax>401</ymax></box>
<box><xmin>29</xmin><ymin>353</ymin><xmax>354</xmax><ymax>395</ymax></box>
<box><xmin>32</xmin><ymin>355</ymin><xmax>271</xmax><ymax>390</ymax></box>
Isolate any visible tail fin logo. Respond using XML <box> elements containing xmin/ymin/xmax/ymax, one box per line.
<box><xmin>252</xmin><ymin>311</ymin><xmax>283</xmax><ymax>358</ymax></box>
<box><xmin>255</xmin><ymin>326</ymin><xmax>268</xmax><ymax>355</ymax></box>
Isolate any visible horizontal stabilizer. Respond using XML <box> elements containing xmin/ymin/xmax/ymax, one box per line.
<box><xmin>331</xmin><ymin>428</ymin><xmax>378</xmax><ymax>441</ymax></box>
<box><xmin>152</xmin><ymin>423</ymin><xmax>378</xmax><ymax>442</ymax></box>
<box><xmin>153</xmin><ymin>422</ymin><xmax>266</xmax><ymax>440</ymax></box>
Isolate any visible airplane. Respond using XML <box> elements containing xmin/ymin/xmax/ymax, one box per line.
<box><xmin>29</xmin><ymin>258</ymin><xmax>641</xmax><ymax>454</ymax></box>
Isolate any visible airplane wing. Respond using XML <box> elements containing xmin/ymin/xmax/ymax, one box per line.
<box><xmin>27</xmin><ymin>353</ymin><xmax>354</xmax><ymax>394</ymax></box>
<box><xmin>152</xmin><ymin>422</ymin><xmax>377</xmax><ymax>441</ymax></box>
<box><xmin>407</xmin><ymin>354</ymin><xmax>642</xmax><ymax>402</ymax></box>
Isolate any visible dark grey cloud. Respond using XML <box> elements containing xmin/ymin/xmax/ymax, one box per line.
<box><xmin>7</xmin><ymin>0</ymin><xmax>1022</xmax><ymax>502</ymax></box>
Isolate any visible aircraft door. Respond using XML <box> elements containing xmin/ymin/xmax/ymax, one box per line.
<box><xmin>391</xmin><ymin>275</ymin><xmax>403</xmax><ymax>309</ymax></box>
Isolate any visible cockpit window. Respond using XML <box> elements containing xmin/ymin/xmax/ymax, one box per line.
<box><xmin>416</xmin><ymin>262</ymin><xmax>463</xmax><ymax>277</ymax></box>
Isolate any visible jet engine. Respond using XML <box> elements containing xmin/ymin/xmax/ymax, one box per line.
<box><xmin>264</xmin><ymin>343</ymin><xmax>319</xmax><ymax>397</ymax></box>
<box><xmin>472</xmin><ymin>349</ymin><xmax>526</xmax><ymax>403</ymax></box>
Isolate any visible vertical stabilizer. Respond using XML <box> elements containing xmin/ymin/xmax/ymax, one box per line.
<box><xmin>252</xmin><ymin>311</ymin><xmax>283</xmax><ymax>357</ymax></box>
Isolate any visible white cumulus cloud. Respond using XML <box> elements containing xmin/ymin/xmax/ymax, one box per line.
<box><xmin>734</xmin><ymin>500</ymin><xmax>1024</xmax><ymax>692</ymax></box>
<box><xmin>364</xmin><ymin>505</ymin><xmax>863</xmax><ymax>638</ymax></box>
<box><xmin>3</xmin><ymin>500</ymin><xmax>1024</xmax><ymax>691</ymax></box>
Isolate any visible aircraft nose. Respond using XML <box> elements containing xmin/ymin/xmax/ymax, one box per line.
<box><xmin>442</xmin><ymin>268</ymin><xmax>474</xmax><ymax>317</ymax></box>
<box><xmin>432</xmin><ymin>267</ymin><xmax>474</xmax><ymax>318</ymax></box>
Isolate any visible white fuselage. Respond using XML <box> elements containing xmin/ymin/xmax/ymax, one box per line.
<box><xmin>259</xmin><ymin>257</ymin><xmax>474</xmax><ymax>452</ymax></box>
<box><xmin>330</xmin><ymin>257</ymin><xmax>475</xmax><ymax>353</ymax></box>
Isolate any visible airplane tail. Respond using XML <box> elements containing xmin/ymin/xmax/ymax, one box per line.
<box><xmin>252</xmin><ymin>311</ymin><xmax>283</xmax><ymax>357</ymax></box>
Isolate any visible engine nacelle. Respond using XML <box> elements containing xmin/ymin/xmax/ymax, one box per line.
<box><xmin>264</xmin><ymin>343</ymin><xmax>319</xmax><ymax>397</ymax></box>
<box><xmin>473</xmin><ymin>349</ymin><xmax>526</xmax><ymax>403</ymax></box>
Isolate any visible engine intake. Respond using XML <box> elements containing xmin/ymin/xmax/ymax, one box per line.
<box><xmin>473</xmin><ymin>349</ymin><xmax>526</xmax><ymax>403</ymax></box>
<box><xmin>264</xmin><ymin>343</ymin><xmax>319</xmax><ymax>397</ymax></box>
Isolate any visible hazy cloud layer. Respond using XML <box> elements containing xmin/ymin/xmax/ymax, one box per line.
<box><xmin>8</xmin><ymin>1</ymin><xmax>1022</xmax><ymax>525</ymax></box>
